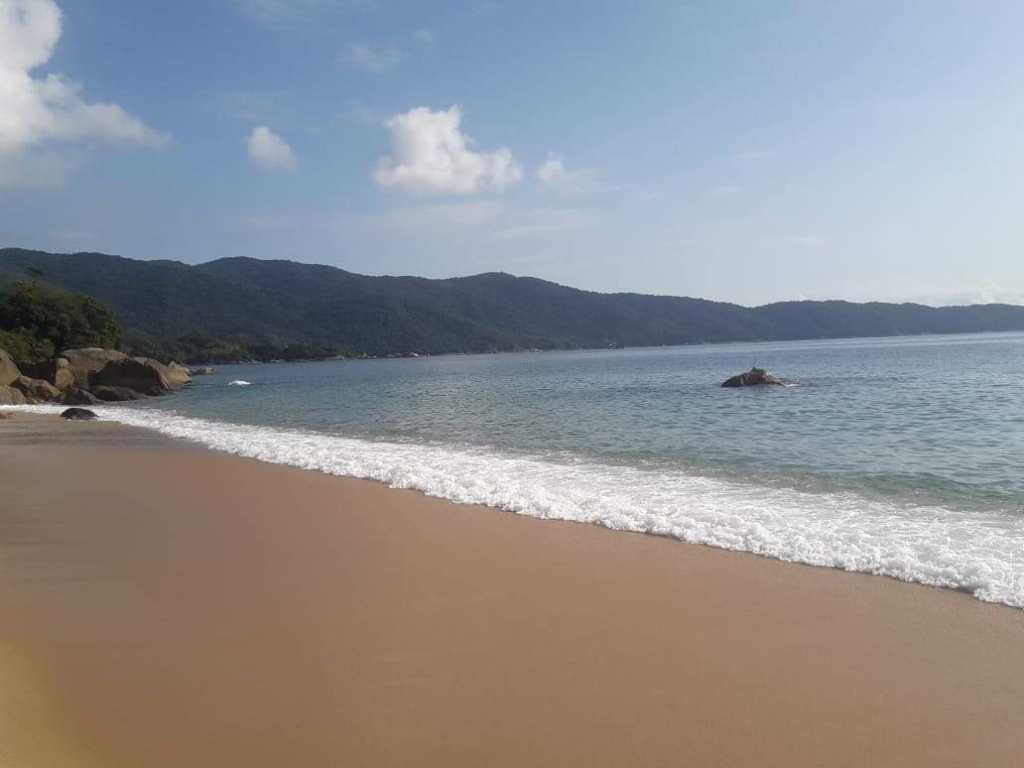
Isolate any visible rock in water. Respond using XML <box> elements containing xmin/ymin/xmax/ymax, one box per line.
<box><xmin>61</xmin><ymin>407</ymin><xmax>98</xmax><ymax>420</ymax></box>
<box><xmin>0</xmin><ymin>348</ymin><xmax>21</xmax><ymax>386</ymax></box>
<box><xmin>721</xmin><ymin>367</ymin><xmax>784</xmax><ymax>388</ymax></box>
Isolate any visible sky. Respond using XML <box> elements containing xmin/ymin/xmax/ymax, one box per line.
<box><xmin>1</xmin><ymin>0</ymin><xmax>1023</xmax><ymax>307</ymax></box>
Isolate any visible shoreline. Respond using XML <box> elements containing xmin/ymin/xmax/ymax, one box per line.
<box><xmin>7</xmin><ymin>402</ymin><xmax>1021</xmax><ymax>609</ymax></box>
<box><xmin>2</xmin><ymin>412</ymin><xmax>1024</xmax><ymax>766</ymax></box>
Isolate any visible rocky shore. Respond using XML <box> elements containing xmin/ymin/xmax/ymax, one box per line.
<box><xmin>0</xmin><ymin>347</ymin><xmax>191</xmax><ymax>406</ymax></box>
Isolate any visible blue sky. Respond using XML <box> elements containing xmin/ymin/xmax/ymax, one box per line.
<box><xmin>1</xmin><ymin>0</ymin><xmax>1023</xmax><ymax>306</ymax></box>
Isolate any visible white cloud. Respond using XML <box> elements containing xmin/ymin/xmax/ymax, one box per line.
<box><xmin>245</xmin><ymin>126</ymin><xmax>297</xmax><ymax>170</ymax></box>
<box><xmin>340</xmin><ymin>41</ymin><xmax>404</xmax><ymax>72</ymax></box>
<box><xmin>536</xmin><ymin>153</ymin><xmax>566</xmax><ymax>184</ymax></box>
<box><xmin>536</xmin><ymin>152</ymin><xmax>598</xmax><ymax>195</ymax></box>
<box><xmin>374</xmin><ymin>106</ymin><xmax>522</xmax><ymax>195</ymax></box>
<box><xmin>0</xmin><ymin>0</ymin><xmax>168</xmax><ymax>187</ymax></box>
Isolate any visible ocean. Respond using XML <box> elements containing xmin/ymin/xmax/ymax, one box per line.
<box><xmin>20</xmin><ymin>331</ymin><xmax>1024</xmax><ymax>607</ymax></box>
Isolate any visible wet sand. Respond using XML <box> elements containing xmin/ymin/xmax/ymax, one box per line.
<box><xmin>1</xmin><ymin>412</ymin><xmax>1023</xmax><ymax>767</ymax></box>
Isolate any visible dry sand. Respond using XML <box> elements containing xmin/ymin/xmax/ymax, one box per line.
<box><xmin>1</xmin><ymin>412</ymin><xmax>1023</xmax><ymax>767</ymax></box>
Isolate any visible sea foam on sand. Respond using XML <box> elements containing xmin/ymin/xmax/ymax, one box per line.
<box><xmin>6</xmin><ymin>404</ymin><xmax>1023</xmax><ymax>608</ymax></box>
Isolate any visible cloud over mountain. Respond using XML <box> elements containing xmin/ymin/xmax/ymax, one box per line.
<box><xmin>246</xmin><ymin>126</ymin><xmax>297</xmax><ymax>170</ymax></box>
<box><xmin>374</xmin><ymin>106</ymin><xmax>521</xmax><ymax>195</ymax></box>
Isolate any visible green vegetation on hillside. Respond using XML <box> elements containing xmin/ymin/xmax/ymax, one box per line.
<box><xmin>4</xmin><ymin>247</ymin><xmax>1024</xmax><ymax>364</ymax></box>
<box><xmin>124</xmin><ymin>332</ymin><xmax>342</xmax><ymax>365</ymax></box>
<box><xmin>0</xmin><ymin>276</ymin><xmax>121</xmax><ymax>364</ymax></box>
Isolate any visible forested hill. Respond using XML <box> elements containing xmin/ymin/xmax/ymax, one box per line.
<box><xmin>3</xmin><ymin>247</ymin><xmax>1024</xmax><ymax>362</ymax></box>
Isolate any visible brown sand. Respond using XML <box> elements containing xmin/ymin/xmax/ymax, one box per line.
<box><xmin>1</xmin><ymin>412</ymin><xmax>1023</xmax><ymax>767</ymax></box>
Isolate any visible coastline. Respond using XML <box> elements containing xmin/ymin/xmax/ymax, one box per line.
<box><xmin>2</xmin><ymin>412</ymin><xmax>1023</xmax><ymax>766</ymax></box>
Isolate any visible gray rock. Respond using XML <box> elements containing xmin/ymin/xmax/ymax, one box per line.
<box><xmin>60</xmin><ymin>388</ymin><xmax>101</xmax><ymax>405</ymax></box>
<box><xmin>0</xmin><ymin>384</ymin><xmax>27</xmax><ymax>405</ymax></box>
<box><xmin>12</xmin><ymin>375</ymin><xmax>61</xmax><ymax>402</ymax></box>
<box><xmin>60</xmin><ymin>348</ymin><xmax>128</xmax><ymax>388</ymax></box>
<box><xmin>61</xmin><ymin>407</ymin><xmax>98</xmax><ymax>420</ymax></box>
<box><xmin>0</xmin><ymin>348</ymin><xmax>21</xmax><ymax>386</ymax></box>
<box><xmin>165</xmin><ymin>361</ymin><xmax>193</xmax><ymax>388</ymax></box>
<box><xmin>92</xmin><ymin>385</ymin><xmax>143</xmax><ymax>402</ymax></box>
<box><xmin>722</xmin><ymin>367</ymin><xmax>784</xmax><ymax>388</ymax></box>
<box><xmin>20</xmin><ymin>357</ymin><xmax>75</xmax><ymax>391</ymax></box>
<box><xmin>93</xmin><ymin>357</ymin><xmax>187</xmax><ymax>395</ymax></box>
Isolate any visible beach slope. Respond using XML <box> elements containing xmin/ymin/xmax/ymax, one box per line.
<box><xmin>1</xmin><ymin>413</ymin><xmax>1023</xmax><ymax>767</ymax></box>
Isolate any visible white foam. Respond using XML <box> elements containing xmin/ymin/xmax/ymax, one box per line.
<box><xmin>6</xmin><ymin>404</ymin><xmax>1023</xmax><ymax>608</ymax></box>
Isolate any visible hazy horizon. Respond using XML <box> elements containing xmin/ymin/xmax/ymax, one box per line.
<box><xmin>2</xmin><ymin>1</ymin><xmax>1023</xmax><ymax>307</ymax></box>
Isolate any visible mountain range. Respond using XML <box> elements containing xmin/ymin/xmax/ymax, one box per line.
<box><xmin>3</xmin><ymin>247</ymin><xmax>1024</xmax><ymax>362</ymax></box>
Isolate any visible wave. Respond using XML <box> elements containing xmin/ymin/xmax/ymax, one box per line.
<box><xmin>6</xmin><ymin>404</ymin><xmax>1023</xmax><ymax>608</ymax></box>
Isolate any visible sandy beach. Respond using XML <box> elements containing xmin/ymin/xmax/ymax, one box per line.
<box><xmin>1</xmin><ymin>412</ymin><xmax>1023</xmax><ymax>767</ymax></box>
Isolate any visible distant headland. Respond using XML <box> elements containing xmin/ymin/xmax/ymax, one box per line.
<box><xmin>4</xmin><ymin>247</ymin><xmax>1024</xmax><ymax>365</ymax></box>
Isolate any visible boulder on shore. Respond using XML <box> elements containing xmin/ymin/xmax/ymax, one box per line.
<box><xmin>92</xmin><ymin>385</ymin><xmax>143</xmax><ymax>402</ymax></box>
<box><xmin>0</xmin><ymin>384</ymin><xmax>27</xmax><ymax>405</ymax></box>
<box><xmin>0</xmin><ymin>349</ymin><xmax>21</xmax><ymax>386</ymax></box>
<box><xmin>60</xmin><ymin>388</ymin><xmax>101</xmax><ymax>406</ymax></box>
<box><xmin>92</xmin><ymin>357</ymin><xmax>189</xmax><ymax>395</ymax></box>
<box><xmin>189</xmin><ymin>366</ymin><xmax>216</xmax><ymax>376</ymax></box>
<box><xmin>20</xmin><ymin>357</ymin><xmax>75</xmax><ymax>391</ymax></box>
<box><xmin>12</xmin><ymin>375</ymin><xmax>61</xmax><ymax>402</ymax></box>
<box><xmin>165</xmin><ymin>361</ymin><xmax>193</xmax><ymax>388</ymax></box>
<box><xmin>721</xmin><ymin>367</ymin><xmax>784</xmax><ymax>388</ymax></box>
<box><xmin>60</xmin><ymin>348</ymin><xmax>128</xmax><ymax>389</ymax></box>
<box><xmin>61</xmin><ymin>407</ymin><xmax>98</xmax><ymax>420</ymax></box>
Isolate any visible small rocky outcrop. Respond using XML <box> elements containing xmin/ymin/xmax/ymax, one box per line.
<box><xmin>92</xmin><ymin>385</ymin><xmax>143</xmax><ymax>402</ymax></box>
<box><xmin>1</xmin><ymin>346</ymin><xmax>192</xmax><ymax>406</ymax></box>
<box><xmin>20</xmin><ymin>357</ymin><xmax>75</xmax><ymax>391</ymax></box>
<box><xmin>60</xmin><ymin>388</ymin><xmax>101</xmax><ymax>406</ymax></box>
<box><xmin>1</xmin><ymin>349</ymin><xmax>21</xmax><ymax>386</ymax></box>
<box><xmin>60</xmin><ymin>348</ymin><xmax>128</xmax><ymax>389</ymax></box>
<box><xmin>721</xmin><ymin>367</ymin><xmax>784</xmax><ymax>388</ymax></box>
<box><xmin>92</xmin><ymin>357</ymin><xmax>190</xmax><ymax>395</ymax></box>
<box><xmin>12</xmin><ymin>375</ymin><xmax>62</xmax><ymax>402</ymax></box>
<box><xmin>166</xmin><ymin>361</ymin><xmax>193</xmax><ymax>388</ymax></box>
<box><xmin>61</xmin><ymin>407</ymin><xmax>98</xmax><ymax>420</ymax></box>
<box><xmin>189</xmin><ymin>366</ymin><xmax>216</xmax><ymax>376</ymax></box>
<box><xmin>0</xmin><ymin>384</ymin><xmax>27</xmax><ymax>405</ymax></box>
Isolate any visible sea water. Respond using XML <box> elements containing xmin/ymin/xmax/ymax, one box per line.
<box><xmin>14</xmin><ymin>332</ymin><xmax>1024</xmax><ymax>606</ymax></box>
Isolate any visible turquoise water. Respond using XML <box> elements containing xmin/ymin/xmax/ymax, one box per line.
<box><xmin>40</xmin><ymin>332</ymin><xmax>1024</xmax><ymax>605</ymax></box>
